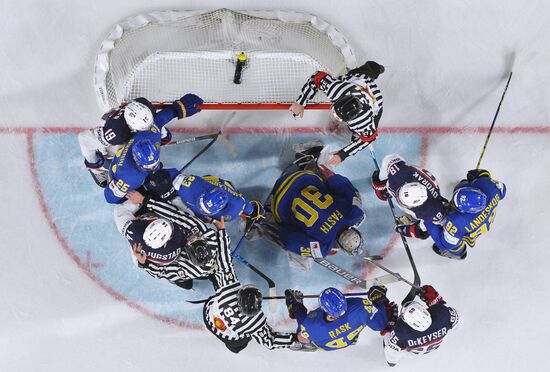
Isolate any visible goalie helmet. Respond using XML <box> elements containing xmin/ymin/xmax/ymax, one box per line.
<box><xmin>452</xmin><ymin>187</ymin><xmax>487</xmax><ymax>214</ymax></box>
<box><xmin>124</xmin><ymin>99</ymin><xmax>154</xmax><ymax>131</ymax></box>
<box><xmin>336</xmin><ymin>227</ymin><xmax>363</xmax><ymax>256</ymax></box>
<box><xmin>237</xmin><ymin>285</ymin><xmax>263</xmax><ymax>317</ymax></box>
<box><xmin>331</xmin><ymin>94</ymin><xmax>368</xmax><ymax>122</ymax></box>
<box><xmin>319</xmin><ymin>287</ymin><xmax>347</xmax><ymax>318</ymax></box>
<box><xmin>398</xmin><ymin>182</ymin><xmax>428</xmax><ymax>208</ymax></box>
<box><xmin>199</xmin><ymin>188</ymin><xmax>229</xmax><ymax>216</ymax></box>
<box><xmin>401</xmin><ymin>301</ymin><xmax>432</xmax><ymax>331</ymax></box>
<box><xmin>132</xmin><ymin>139</ymin><xmax>160</xmax><ymax>171</ymax></box>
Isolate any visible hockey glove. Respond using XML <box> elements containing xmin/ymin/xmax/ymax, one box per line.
<box><xmin>466</xmin><ymin>168</ymin><xmax>491</xmax><ymax>183</ymax></box>
<box><xmin>312</xmin><ymin>71</ymin><xmax>329</xmax><ymax>89</ymax></box>
<box><xmin>419</xmin><ymin>285</ymin><xmax>445</xmax><ymax>306</ymax></box>
<box><xmin>380</xmin><ymin>302</ymin><xmax>399</xmax><ymax>336</ymax></box>
<box><xmin>172</xmin><ymin>93</ymin><xmax>204</xmax><ymax>119</ymax></box>
<box><xmin>394</xmin><ymin>216</ymin><xmax>429</xmax><ymax>240</ymax></box>
<box><xmin>85</xmin><ymin>152</ymin><xmax>108</xmax><ymax>188</ymax></box>
<box><xmin>285</xmin><ymin>289</ymin><xmax>306</xmax><ymax>319</ymax></box>
<box><xmin>371</xmin><ymin>171</ymin><xmax>389</xmax><ymax>201</ymax></box>
<box><xmin>243</xmin><ymin>200</ymin><xmax>265</xmax><ymax>222</ymax></box>
<box><xmin>367</xmin><ymin>285</ymin><xmax>389</xmax><ymax>305</ymax></box>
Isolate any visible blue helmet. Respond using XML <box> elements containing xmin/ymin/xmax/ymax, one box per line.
<box><xmin>452</xmin><ymin>187</ymin><xmax>487</xmax><ymax>214</ymax></box>
<box><xmin>199</xmin><ymin>188</ymin><xmax>229</xmax><ymax>215</ymax></box>
<box><xmin>319</xmin><ymin>287</ymin><xmax>347</xmax><ymax>318</ymax></box>
<box><xmin>132</xmin><ymin>139</ymin><xmax>160</xmax><ymax>171</ymax></box>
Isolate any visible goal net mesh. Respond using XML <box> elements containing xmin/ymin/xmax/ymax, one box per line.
<box><xmin>94</xmin><ymin>9</ymin><xmax>356</xmax><ymax>111</ymax></box>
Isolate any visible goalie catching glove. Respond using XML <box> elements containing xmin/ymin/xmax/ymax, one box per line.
<box><xmin>172</xmin><ymin>93</ymin><xmax>204</xmax><ymax>119</ymax></box>
<box><xmin>394</xmin><ymin>215</ymin><xmax>429</xmax><ymax>240</ymax></box>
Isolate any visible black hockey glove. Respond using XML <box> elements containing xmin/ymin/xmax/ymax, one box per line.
<box><xmin>244</xmin><ymin>200</ymin><xmax>265</xmax><ymax>222</ymax></box>
<box><xmin>367</xmin><ymin>285</ymin><xmax>389</xmax><ymax>305</ymax></box>
<box><xmin>467</xmin><ymin>169</ymin><xmax>491</xmax><ymax>182</ymax></box>
<box><xmin>394</xmin><ymin>216</ymin><xmax>429</xmax><ymax>240</ymax></box>
<box><xmin>348</xmin><ymin>61</ymin><xmax>385</xmax><ymax>79</ymax></box>
<box><xmin>371</xmin><ymin>171</ymin><xmax>389</xmax><ymax>201</ymax></box>
<box><xmin>285</xmin><ymin>289</ymin><xmax>306</xmax><ymax>319</ymax></box>
<box><xmin>172</xmin><ymin>93</ymin><xmax>204</xmax><ymax>119</ymax></box>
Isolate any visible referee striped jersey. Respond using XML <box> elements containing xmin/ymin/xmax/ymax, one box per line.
<box><xmin>203</xmin><ymin>230</ymin><xmax>294</xmax><ymax>350</ymax></box>
<box><xmin>296</xmin><ymin>71</ymin><xmax>383</xmax><ymax>158</ymax></box>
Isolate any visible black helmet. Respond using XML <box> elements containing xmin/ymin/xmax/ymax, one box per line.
<box><xmin>237</xmin><ymin>285</ymin><xmax>263</xmax><ymax>317</ymax></box>
<box><xmin>185</xmin><ymin>237</ymin><xmax>213</xmax><ymax>266</ymax></box>
<box><xmin>332</xmin><ymin>95</ymin><xmax>367</xmax><ymax>122</ymax></box>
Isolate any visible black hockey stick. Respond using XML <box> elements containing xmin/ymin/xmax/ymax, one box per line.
<box><xmin>163</xmin><ymin>132</ymin><xmax>219</xmax><ymax>147</ymax></box>
<box><xmin>368</xmin><ymin>144</ymin><xmax>421</xmax><ymax>305</ymax></box>
<box><xmin>476</xmin><ymin>71</ymin><xmax>513</xmax><ymax>169</ymax></box>
<box><xmin>262</xmin><ymin>285</ymin><xmax>394</xmax><ymax>300</ymax></box>
<box><xmin>313</xmin><ymin>257</ymin><xmax>398</xmax><ymax>289</ymax></box>
<box><xmin>178</xmin><ymin>132</ymin><xmax>220</xmax><ymax>172</ymax></box>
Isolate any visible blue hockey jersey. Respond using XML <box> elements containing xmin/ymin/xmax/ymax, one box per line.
<box><xmin>384</xmin><ymin>303</ymin><xmax>459</xmax><ymax>360</ymax></box>
<box><xmin>105</xmin><ymin>129</ymin><xmax>162</xmax><ymax>204</ymax></box>
<box><xmin>272</xmin><ymin>170</ymin><xmax>364</xmax><ymax>257</ymax></box>
<box><xmin>424</xmin><ymin>175</ymin><xmax>506</xmax><ymax>256</ymax></box>
<box><xmin>297</xmin><ymin>297</ymin><xmax>387</xmax><ymax>351</ymax></box>
<box><xmin>171</xmin><ymin>171</ymin><xmax>255</xmax><ymax>221</ymax></box>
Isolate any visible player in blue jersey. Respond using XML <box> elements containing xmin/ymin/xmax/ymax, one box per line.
<box><xmin>139</xmin><ymin>168</ymin><xmax>265</xmax><ymax>223</ymax></box>
<box><xmin>285</xmin><ymin>286</ymin><xmax>396</xmax><ymax>351</ymax></box>
<box><xmin>264</xmin><ymin>160</ymin><xmax>365</xmax><ymax>271</ymax></box>
<box><xmin>383</xmin><ymin>285</ymin><xmax>459</xmax><ymax>366</ymax></box>
<box><xmin>423</xmin><ymin>169</ymin><xmax>506</xmax><ymax>260</ymax></box>
<box><xmin>78</xmin><ymin>94</ymin><xmax>203</xmax><ymax>187</ymax></box>
<box><xmin>371</xmin><ymin>153</ymin><xmax>448</xmax><ymax>240</ymax></box>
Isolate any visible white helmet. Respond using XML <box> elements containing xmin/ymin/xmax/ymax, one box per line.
<box><xmin>336</xmin><ymin>227</ymin><xmax>363</xmax><ymax>256</ymax></box>
<box><xmin>124</xmin><ymin>101</ymin><xmax>154</xmax><ymax>131</ymax></box>
<box><xmin>398</xmin><ymin>182</ymin><xmax>428</xmax><ymax>208</ymax></box>
<box><xmin>402</xmin><ymin>301</ymin><xmax>432</xmax><ymax>331</ymax></box>
<box><xmin>144</xmin><ymin>219</ymin><xmax>173</xmax><ymax>249</ymax></box>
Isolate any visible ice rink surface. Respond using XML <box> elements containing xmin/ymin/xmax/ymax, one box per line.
<box><xmin>1</xmin><ymin>1</ymin><xmax>550</xmax><ymax>371</ymax></box>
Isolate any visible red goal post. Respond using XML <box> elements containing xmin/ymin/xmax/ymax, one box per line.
<box><xmin>94</xmin><ymin>9</ymin><xmax>357</xmax><ymax>113</ymax></box>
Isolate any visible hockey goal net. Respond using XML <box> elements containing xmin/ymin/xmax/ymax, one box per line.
<box><xmin>94</xmin><ymin>8</ymin><xmax>357</xmax><ymax>112</ymax></box>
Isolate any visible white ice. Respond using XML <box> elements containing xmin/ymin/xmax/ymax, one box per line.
<box><xmin>1</xmin><ymin>1</ymin><xmax>549</xmax><ymax>371</ymax></box>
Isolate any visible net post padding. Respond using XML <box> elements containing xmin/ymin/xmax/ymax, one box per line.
<box><xmin>94</xmin><ymin>9</ymin><xmax>357</xmax><ymax>112</ymax></box>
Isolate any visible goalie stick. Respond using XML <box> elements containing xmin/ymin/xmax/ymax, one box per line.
<box><xmin>262</xmin><ymin>283</ymin><xmax>398</xmax><ymax>300</ymax></box>
<box><xmin>313</xmin><ymin>257</ymin><xmax>399</xmax><ymax>289</ymax></box>
<box><xmin>368</xmin><ymin>144</ymin><xmax>421</xmax><ymax>305</ymax></box>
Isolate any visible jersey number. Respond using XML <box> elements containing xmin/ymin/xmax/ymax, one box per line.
<box><xmin>324</xmin><ymin>325</ymin><xmax>364</xmax><ymax>349</ymax></box>
<box><xmin>291</xmin><ymin>186</ymin><xmax>334</xmax><ymax>227</ymax></box>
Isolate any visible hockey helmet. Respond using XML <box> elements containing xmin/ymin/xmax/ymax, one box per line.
<box><xmin>398</xmin><ymin>182</ymin><xmax>428</xmax><ymax>208</ymax></box>
<box><xmin>319</xmin><ymin>287</ymin><xmax>347</xmax><ymax>318</ymax></box>
<box><xmin>237</xmin><ymin>285</ymin><xmax>263</xmax><ymax>317</ymax></box>
<box><xmin>132</xmin><ymin>139</ymin><xmax>160</xmax><ymax>171</ymax></box>
<box><xmin>142</xmin><ymin>218</ymin><xmax>182</xmax><ymax>265</ymax></box>
<box><xmin>331</xmin><ymin>94</ymin><xmax>367</xmax><ymax>122</ymax></box>
<box><xmin>452</xmin><ymin>187</ymin><xmax>487</xmax><ymax>214</ymax></box>
<box><xmin>124</xmin><ymin>99</ymin><xmax>154</xmax><ymax>131</ymax></box>
<box><xmin>336</xmin><ymin>227</ymin><xmax>363</xmax><ymax>256</ymax></box>
<box><xmin>199</xmin><ymin>188</ymin><xmax>229</xmax><ymax>216</ymax></box>
<box><xmin>184</xmin><ymin>236</ymin><xmax>214</xmax><ymax>267</ymax></box>
<box><xmin>401</xmin><ymin>301</ymin><xmax>432</xmax><ymax>331</ymax></box>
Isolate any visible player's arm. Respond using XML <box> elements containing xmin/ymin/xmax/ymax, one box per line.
<box><xmin>423</xmin><ymin>218</ymin><xmax>466</xmax><ymax>255</ymax></box>
<box><xmin>325</xmin><ymin>174</ymin><xmax>362</xmax><ymax>206</ymax></box>
<box><xmin>154</xmin><ymin>93</ymin><xmax>204</xmax><ymax>128</ymax></box>
<box><xmin>104</xmin><ymin>177</ymin><xmax>129</xmax><ymax>204</ymax></box>
<box><xmin>383</xmin><ymin>331</ymin><xmax>405</xmax><ymax>367</ymax></box>
<box><xmin>250</xmin><ymin>323</ymin><xmax>295</xmax><ymax>350</ymax></box>
<box><xmin>78</xmin><ymin>127</ymin><xmax>110</xmax><ymax>164</ymax></box>
<box><xmin>113</xmin><ymin>201</ymin><xmax>141</xmax><ymax>236</ymax></box>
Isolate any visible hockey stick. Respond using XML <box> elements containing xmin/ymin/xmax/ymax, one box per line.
<box><xmin>186</xmin><ymin>252</ymin><xmax>277</xmax><ymax>310</ymax></box>
<box><xmin>476</xmin><ymin>71</ymin><xmax>513</xmax><ymax>169</ymax></box>
<box><xmin>363</xmin><ymin>256</ymin><xmax>422</xmax><ymax>291</ymax></box>
<box><xmin>163</xmin><ymin>132</ymin><xmax>219</xmax><ymax>147</ymax></box>
<box><xmin>313</xmin><ymin>257</ymin><xmax>399</xmax><ymax>289</ymax></box>
<box><xmin>368</xmin><ymin>144</ymin><xmax>421</xmax><ymax>305</ymax></box>
<box><xmin>262</xmin><ymin>284</ymin><xmax>397</xmax><ymax>300</ymax></box>
<box><xmin>178</xmin><ymin>132</ymin><xmax>220</xmax><ymax>172</ymax></box>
